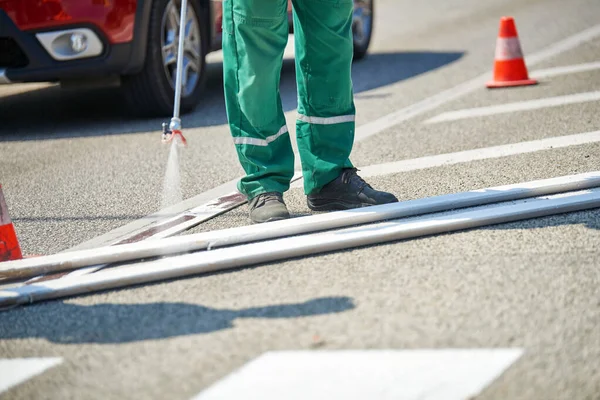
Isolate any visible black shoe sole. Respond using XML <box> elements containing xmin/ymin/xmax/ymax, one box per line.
<box><xmin>251</xmin><ymin>215</ymin><xmax>290</xmax><ymax>224</ymax></box>
<box><xmin>307</xmin><ymin>197</ymin><xmax>373</xmax><ymax>212</ymax></box>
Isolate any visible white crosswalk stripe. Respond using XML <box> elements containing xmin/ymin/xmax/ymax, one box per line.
<box><xmin>0</xmin><ymin>358</ymin><xmax>63</xmax><ymax>395</ymax></box>
<box><xmin>191</xmin><ymin>349</ymin><xmax>524</xmax><ymax>400</ymax></box>
<box><xmin>425</xmin><ymin>91</ymin><xmax>600</xmax><ymax>124</ymax></box>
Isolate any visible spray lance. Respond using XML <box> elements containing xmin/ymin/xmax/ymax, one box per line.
<box><xmin>162</xmin><ymin>0</ymin><xmax>189</xmax><ymax>147</ymax></box>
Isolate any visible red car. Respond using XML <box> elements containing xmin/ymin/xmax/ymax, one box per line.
<box><xmin>0</xmin><ymin>0</ymin><xmax>374</xmax><ymax>116</ymax></box>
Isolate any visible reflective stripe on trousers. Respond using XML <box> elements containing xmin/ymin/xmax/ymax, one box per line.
<box><xmin>232</xmin><ymin>126</ymin><xmax>289</xmax><ymax>146</ymax></box>
<box><xmin>296</xmin><ymin>114</ymin><xmax>355</xmax><ymax>125</ymax></box>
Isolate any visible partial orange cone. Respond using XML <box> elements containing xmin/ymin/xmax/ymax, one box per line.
<box><xmin>0</xmin><ymin>185</ymin><xmax>23</xmax><ymax>262</ymax></box>
<box><xmin>487</xmin><ymin>17</ymin><xmax>537</xmax><ymax>88</ymax></box>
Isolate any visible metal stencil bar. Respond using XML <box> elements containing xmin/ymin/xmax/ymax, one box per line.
<box><xmin>1</xmin><ymin>188</ymin><xmax>599</xmax><ymax>309</ymax></box>
<box><xmin>1</xmin><ymin>172</ymin><xmax>599</xmax><ymax>282</ymax></box>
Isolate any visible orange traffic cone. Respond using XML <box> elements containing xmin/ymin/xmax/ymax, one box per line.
<box><xmin>0</xmin><ymin>185</ymin><xmax>23</xmax><ymax>262</ymax></box>
<box><xmin>487</xmin><ymin>17</ymin><xmax>537</xmax><ymax>88</ymax></box>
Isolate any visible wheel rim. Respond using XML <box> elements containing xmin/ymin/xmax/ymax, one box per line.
<box><xmin>161</xmin><ymin>0</ymin><xmax>202</xmax><ymax>97</ymax></box>
<box><xmin>352</xmin><ymin>0</ymin><xmax>373</xmax><ymax>48</ymax></box>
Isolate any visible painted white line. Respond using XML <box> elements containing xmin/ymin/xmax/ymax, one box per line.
<box><xmin>70</xmin><ymin>23</ymin><xmax>600</xmax><ymax>251</ymax></box>
<box><xmin>0</xmin><ymin>358</ymin><xmax>62</xmax><ymax>395</ymax></box>
<box><xmin>290</xmin><ymin>131</ymin><xmax>600</xmax><ymax>185</ymax></box>
<box><xmin>191</xmin><ymin>349</ymin><xmax>523</xmax><ymax>400</ymax></box>
<box><xmin>526</xmin><ymin>24</ymin><xmax>600</xmax><ymax>66</ymax></box>
<box><xmin>355</xmin><ymin>24</ymin><xmax>600</xmax><ymax>142</ymax></box>
<box><xmin>532</xmin><ymin>61</ymin><xmax>600</xmax><ymax>79</ymax></box>
<box><xmin>356</xmin><ymin>78</ymin><xmax>488</xmax><ymax>141</ymax></box>
<box><xmin>358</xmin><ymin>131</ymin><xmax>600</xmax><ymax>177</ymax></box>
<box><xmin>67</xmin><ymin>178</ymin><xmax>239</xmax><ymax>251</ymax></box>
<box><xmin>425</xmin><ymin>91</ymin><xmax>600</xmax><ymax>124</ymax></box>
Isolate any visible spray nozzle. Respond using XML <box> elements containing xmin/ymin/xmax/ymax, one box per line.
<box><xmin>162</xmin><ymin>123</ymin><xmax>187</xmax><ymax>146</ymax></box>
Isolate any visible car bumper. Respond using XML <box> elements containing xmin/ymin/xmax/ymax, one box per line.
<box><xmin>0</xmin><ymin>0</ymin><xmax>151</xmax><ymax>83</ymax></box>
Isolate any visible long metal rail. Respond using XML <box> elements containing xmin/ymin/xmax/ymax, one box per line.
<box><xmin>1</xmin><ymin>187</ymin><xmax>599</xmax><ymax>309</ymax></box>
<box><xmin>1</xmin><ymin>172</ymin><xmax>599</xmax><ymax>282</ymax></box>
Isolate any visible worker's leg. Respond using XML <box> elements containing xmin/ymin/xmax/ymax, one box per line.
<box><xmin>222</xmin><ymin>0</ymin><xmax>294</xmax><ymax>200</ymax></box>
<box><xmin>291</xmin><ymin>0</ymin><xmax>356</xmax><ymax>195</ymax></box>
<box><xmin>291</xmin><ymin>0</ymin><xmax>398</xmax><ymax>209</ymax></box>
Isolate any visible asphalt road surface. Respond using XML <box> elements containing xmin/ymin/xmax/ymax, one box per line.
<box><xmin>1</xmin><ymin>0</ymin><xmax>600</xmax><ymax>399</ymax></box>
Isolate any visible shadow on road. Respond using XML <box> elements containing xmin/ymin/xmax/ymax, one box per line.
<box><xmin>0</xmin><ymin>51</ymin><xmax>464</xmax><ymax>141</ymax></box>
<box><xmin>0</xmin><ymin>296</ymin><xmax>355</xmax><ymax>344</ymax></box>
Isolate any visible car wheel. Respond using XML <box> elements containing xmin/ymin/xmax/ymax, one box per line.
<box><xmin>352</xmin><ymin>0</ymin><xmax>373</xmax><ymax>60</ymax></box>
<box><xmin>122</xmin><ymin>0</ymin><xmax>207</xmax><ymax>117</ymax></box>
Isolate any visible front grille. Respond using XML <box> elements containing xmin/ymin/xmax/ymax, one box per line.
<box><xmin>0</xmin><ymin>37</ymin><xmax>28</xmax><ymax>68</ymax></box>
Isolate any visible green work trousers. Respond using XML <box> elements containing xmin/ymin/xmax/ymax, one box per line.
<box><xmin>222</xmin><ymin>0</ymin><xmax>356</xmax><ymax>199</ymax></box>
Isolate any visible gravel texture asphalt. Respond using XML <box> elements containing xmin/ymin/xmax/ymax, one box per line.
<box><xmin>0</xmin><ymin>0</ymin><xmax>599</xmax><ymax>399</ymax></box>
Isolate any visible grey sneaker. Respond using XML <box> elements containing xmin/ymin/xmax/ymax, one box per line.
<box><xmin>307</xmin><ymin>168</ymin><xmax>398</xmax><ymax>211</ymax></box>
<box><xmin>248</xmin><ymin>192</ymin><xmax>290</xmax><ymax>223</ymax></box>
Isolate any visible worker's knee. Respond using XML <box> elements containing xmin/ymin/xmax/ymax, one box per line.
<box><xmin>302</xmin><ymin>73</ymin><xmax>354</xmax><ymax>115</ymax></box>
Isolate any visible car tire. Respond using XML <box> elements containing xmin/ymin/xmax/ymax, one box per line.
<box><xmin>122</xmin><ymin>0</ymin><xmax>208</xmax><ymax>117</ymax></box>
<box><xmin>352</xmin><ymin>0</ymin><xmax>374</xmax><ymax>61</ymax></box>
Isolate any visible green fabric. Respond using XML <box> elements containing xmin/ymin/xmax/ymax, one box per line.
<box><xmin>222</xmin><ymin>0</ymin><xmax>355</xmax><ymax>199</ymax></box>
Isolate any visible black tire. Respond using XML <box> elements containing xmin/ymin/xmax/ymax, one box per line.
<box><xmin>352</xmin><ymin>0</ymin><xmax>374</xmax><ymax>61</ymax></box>
<box><xmin>121</xmin><ymin>0</ymin><xmax>208</xmax><ymax>117</ymax></box>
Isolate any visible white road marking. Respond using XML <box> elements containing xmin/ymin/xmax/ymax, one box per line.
<box><xmin>526</xmin><ymin>25</ymin><xmax>600</xmax><ymax>66</ymax></box>
<box><xmin>191</xmin><ymin>349</ymin><xmax>523</xmax><ymax>400</ymax></box>
<box><xmin>70</xmin><ymin>24</ymin><xmax>600</xmax><ymax>251</ymax></box>
<box><xmin>356</xmin><ymin>78</ymin><xmax>488</xmax><ymax>141</ymax></box>
<box><xmin>67</xmin><ymin>178</ymin><xmax>239</xmax><ymax>251</ymax></box>
<box><xmin>0</xmin><ymin>358</ymin><xmax>62</xmax><ymax>395</ymax></box>
<box><xmin>355</xmin><ymin>24</ymin><xmax>600</xmax><ymax>142</ymax></box>
<box><xmin>425</xmin><ymin>91</ymin><xmax>600</xmax><ymax>124</ymax></box>
<box><xmin>290</xmin><ymin>131</ymin><xmax>600</xmax><ymax>186</ymax></box>
<box><xmin>532</xmin><ymin>61</ymin><xmax>600</xmax><ymax>79</ymax></box>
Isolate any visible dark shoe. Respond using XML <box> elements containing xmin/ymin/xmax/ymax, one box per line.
<box><xmin>307</xmin><ymin>168</ymin><xmax>398</xmax><ymax>211</ymax></box>
<box><xmin>249</xmin><ymin>192</ymin><xmax>290</xmax><ymax>223</ymax></box>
